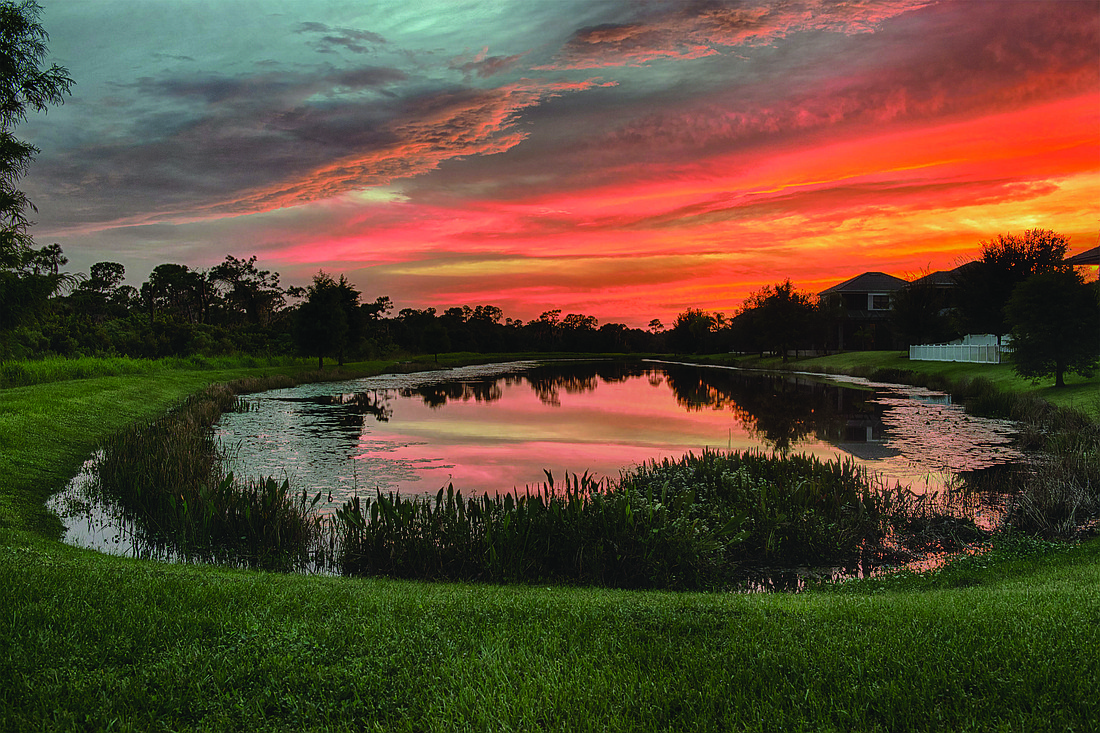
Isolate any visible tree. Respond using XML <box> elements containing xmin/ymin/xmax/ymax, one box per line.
<box><xmin>667</xmin><ymin>308</ymin><xmax>720</xmax><ymax>354</ymax></box>
<box><xmin>741</xmin><ymin>280</ymin><xmax>816</xmax><ymax>361</ymax></box>
<box><xmin>85</xmin><ymin>261</ymin><xmax>125</xmax><ymax>292</ymax></box>
<box><xmin>69</xmin><ymin>260</ymin><xmax>127</xmax><ymax>323</ymax></box>
<box><xmin>293</xmin><ymin>272</ymin><xmax>360</xmax><ymax>368</ymax></box>
<box><xmin>0</xmin><ymin>1</ymin><xmax>73</xmax><ymax>358</ymax></box>
<box><xmin>209</xmin><ymin>254</ymin><xmax>284</xmax><ymax>327</ymax></box>
<box><xmin>953</xmin><ymin>229</ymin><xmax>1070</xmax><ymax>341</ymax></box>
<box><xmin>1005</xmin><ymin>270</ymin><xmax>1099</xmax><ymax>388</ymax></box>
<box><xmin>141</xmin><ymin>263</ymin><xmax>212</xmax><ymax>324</ymax></box>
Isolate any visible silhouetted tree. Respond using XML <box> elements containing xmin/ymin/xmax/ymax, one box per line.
<box><xmin>953</xmin><ymin>229</ymin><xmax>1070</xmax><ymax>342</ymax></box>
<box><xmin>668</xmin><ymin>308</ymin><xmax>721</xmax><ymax>354</ymax></box>
<box><xmin>294</xmin><ymin>271</ymin><xmax>360</xmax><ymax>368</ymax></box>
<box><xmin>69</xmin><ymin>260</ymin><xmax>129</xmax><ymax>323</ymax></box>
<box><xmin>361</xmin><ymin>295</ymin><xmax>394</xmax><ymax>351</ymax></box>
<box><xmin>531</xmin><ymin>309</ymin><xmax>562</xmax><ymax>350</ymax></box>
<box><xmin>141</xmin><ymin>263</ymin><xmax>212</xmax><ymax>324</ymax></box>
<box><xmin>0</xmin><ymin>1</ymin><xmax>73</xmax><ymax>358</ymax></box>
<box><xmin>209</xmin><ymin>254</ymin><xmax>284</xmax><ymax>327</ymax></box>
<box><xmin>890</xmin><ymin>275</ymin><xmax>956</xmax><ymax>347</ymax></box>
<box><xmin>1005</xmin><ymin>270</ymin><xmax>1099</xmax><ymax>388</ymax></box>
<box><xmin>741</xmin><ymin>280</ymin><xmax>816</xmax><ymax>361</ymax></box>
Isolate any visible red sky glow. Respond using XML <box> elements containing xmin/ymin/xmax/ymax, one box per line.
<box><xmin>21</xmin><ymin>0</ymin><xmax>1100</xmax><ymax>326</ymax></box>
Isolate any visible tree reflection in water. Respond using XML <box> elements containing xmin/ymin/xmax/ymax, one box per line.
<box><xmin>212</xmin><ymin>360</ymin><xmax>1020</xmax><ymax>511</ymax></box>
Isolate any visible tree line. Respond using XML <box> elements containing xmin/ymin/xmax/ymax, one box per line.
<box><xmin>4</xmin><ymin>225</ymin><xmax>1096</xmax><ymax>388</ymax></box>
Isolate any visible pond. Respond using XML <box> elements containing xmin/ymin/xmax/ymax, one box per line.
<box><xmin>51</xmin><ymin>359</ymin><xmax>1024</xmax><ymax>560</ymax></box>
<box><xmin>215</xmin><ymin>359</ymin><xmax>1021</xmax><ymax>509</ymax></box>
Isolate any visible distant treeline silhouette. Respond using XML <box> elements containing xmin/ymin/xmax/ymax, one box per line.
<box><xmin>0</xmin><ymin>251</ymin><xmax>871</xmax><ymax>361</ymax></box>
<box><xmin>5</xmin><ymin>226</ymin><xmax>1095</xmax><ymax>372</ymax></box>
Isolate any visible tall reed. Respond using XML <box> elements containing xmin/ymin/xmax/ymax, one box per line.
<box><xmin>868</xmin><ymin>369</ymin><xmax>1100</xmax><ymax>539</ymax></box>
<box><xmin>337</xmin><ymin>450</ymin><xmax>893</xmax><ymax>589</ymax></box>
<box><xmin>93</xmin><ymin>376</ymin><xmax>326</xmax><ymax>570</ymax></box>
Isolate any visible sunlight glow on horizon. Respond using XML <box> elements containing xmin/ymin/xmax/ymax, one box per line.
<box><xmin>22</xmin><ymin>0</ymin><xmax>1100</xmax><ymax>327</ymax></box>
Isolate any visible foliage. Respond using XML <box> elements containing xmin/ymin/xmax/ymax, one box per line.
<box><xmin>0</xmin><ymin>0</ymin><xmax>73</xmax><ymax>359</ymax></box>
<box><xmin>337</xmin><ymin>450</ymin><xmax>891</xmax><ymax>589</ymax></box>
<box><xmin>952</xmin><ymin>228</ymin><xmax>1071</xmax><ymax>338</ymax></box>
<box><xmin>1005</xmin><ymin>270</ymin><xmax>1100</xmax><ymax>388</ymax></box>
<box><xmin>617</xmin><ymin>450</ymin><xmax>889</xmax><ymax>564</ymax></box>
<box><xmin>210</xmin><ymin>254</ymin><xmax>285</xmax><ymax>327</ymax></box>
<box><xmin>93</xmin><ymin>378</ymin><xmax>327</xmax><ymax>570</ymax></box>
<box><xmin>666</xmin><ymin>307</ymin><xmax>724</xmax><ymax>354</ymax></box>
<box><xmin>890</xmin><ymin>273</ymin><xmax>957</xmax><ymax>347</ymax></box>
<box><xmin>738</xmin><ymin>280</ymin><xmax>817</xmax><ymax>360</ymax></box>
<box><xmin>293</xmin><ymin>271</ymin><xmax>360</xmax><ymax>368</ymax></box>
<box><xmin>0</xmin><ymin>0</ymin><xmax>73</xmax><ymax>260</ymax></box>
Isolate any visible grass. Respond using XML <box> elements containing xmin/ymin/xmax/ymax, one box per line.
<box><xmin>0</xmin><ymin>353</ymin><xmax>316</xmax><ymax>389</ymax></box>
<box><xmin>697</xmin><ymin>351</ymin><xmax>1100</xmax><ymax>418</ymax></box>
<box><xmin>1</xmin><ymin>536</ymin><xmax>1097</xmax><ymax>731</ymax></box>
<box><xmin>1</xmin><ymin>352</ymin><xmax>1098</xmax><ymax>730</ymax></box>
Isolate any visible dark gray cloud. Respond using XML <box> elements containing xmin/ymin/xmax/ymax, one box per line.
<box><xmin>448</xmin><ymin>49</ymin><xmax>527</xmax><ymax>79</ymax></box>
<box><xmin>295</xmin><ymin>22</ymin><xmax>387</xmax><ymax>54</ymax></box>
<box><xmin>24</xmin><ymin>63</ymin><xmax>412</xmax><ymax>228</ymax></box>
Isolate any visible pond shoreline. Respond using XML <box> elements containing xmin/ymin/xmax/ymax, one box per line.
<box><xmin>49</xmin><ymin>355</ymin><xmax>1047</xmax><ymax>585</ymax></box>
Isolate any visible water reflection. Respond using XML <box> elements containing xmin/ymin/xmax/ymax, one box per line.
<box><xmin>213</xmin><ymin>360</ymin><xmax>1022</xmax><ymax>512</ymax></box>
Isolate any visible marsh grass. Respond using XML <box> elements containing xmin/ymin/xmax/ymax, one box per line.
<box><xmin>94</xmin><ymin>376</ymin><xmax>328</xmax><ymax>570</ymax></box>
<box><xmin>805</xmin><ymin>364</ymin><xmax>1100</xmax><ymax>543</ymax></box>
<box><xmin>337</xmin><ymin>469</ymin><xmax>745</xmax><ymax>589</ymax></box>
<box><xmin>935</xmin><ymin>377</ymin><xmax>1100</xmax><ymax>540</ymax></box>
<box><xmin>337</xmin><ymin>450</ymin><xmax>893</xmax><ymax>589</ymax></box>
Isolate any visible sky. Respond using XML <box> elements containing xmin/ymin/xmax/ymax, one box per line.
<box><xmin>19</xmin><ymin>0</ymin><xmax>1100</xmax><ymax>327</ymax></box>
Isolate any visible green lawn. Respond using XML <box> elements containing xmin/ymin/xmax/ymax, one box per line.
<box><xmin>1</xmin><ymin>354</ymin><xmax>1098</xmax><ymax>731</ymax></box>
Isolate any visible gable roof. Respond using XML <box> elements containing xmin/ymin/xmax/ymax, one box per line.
<box><xmin>909</xmin><ymin>269</ymin><xmax>958</xmax><ymax>287</ymax></box>
<box><xmin>1066</xmin><ymin>245</ymin><xmax>1100</xmax><ymax>266</ymax></box>
<box><xmin>819</xmin><ymin>271</ymin><xmax>909</xmax><ymax>296</ymax></box>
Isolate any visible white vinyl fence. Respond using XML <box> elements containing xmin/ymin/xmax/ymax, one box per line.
<box><xmin>909</xmin><ymin>343</ymin><xmax>1001</xmax><ymax>364</ymax></box>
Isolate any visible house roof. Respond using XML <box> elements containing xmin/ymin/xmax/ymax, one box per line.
<box><xmin>819</xmin><ymin>271</ymin><xmax>909</xmax><ymax>296</ymax></box>
<box><xmin>1066</xmin><ymin>245</ymin><xmax>1100</xmax><ymax>266</ymax></box>
<box><xmin>908</xmin><ymin>269</ymin><xmax>958</xmax><ymax>287</ymax></box>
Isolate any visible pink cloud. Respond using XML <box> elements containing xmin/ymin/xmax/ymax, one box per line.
<box><xmin>538</xmin><ymin>0</ymin><xmax>932</xmax><ymax>69</ymax></box>
<box><xmin>207</xmin><ymin>78</ymin><xmax>616</xmax><ymax>217</ymax></box>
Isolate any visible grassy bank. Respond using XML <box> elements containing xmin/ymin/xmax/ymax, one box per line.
<box><xmin>2</xmin><ymin>354</ymin><xmax>1098</xmax><ymax>730</ymax></box>
<box><xmin>0</xmin><ymin>358</ymin><xmax>397</xmax><ymax>536</ymax></box>
<box><xmin>693</xmin><ymin>351</ymin><xmax>1100</xmax><ymax>418</ymax></box>
<box><xmin>2</xmin><ymin>532</ymin><xmax>1097</xmax><ymax>731</ymax></box>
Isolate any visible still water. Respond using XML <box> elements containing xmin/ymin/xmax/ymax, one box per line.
<box><xmin>216</xmin><ymin>359</ymin><xmax>1022</xmax><ymax>513</ymax></box>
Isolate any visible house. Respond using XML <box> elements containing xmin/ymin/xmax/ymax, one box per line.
<box><xmin>1065</xmin><ymin>244</ymin><xmax>1100</xmax><ymax>265</ymax></box>
<box><xmin>1066</xmin><ymin>245</ymin><xmax>1100</xmax><ymax>281</ymax></box>
<box><xmin>818</xmin><ymin>271</ymin><xmax>908</xmax><ymax>350</ymax></box>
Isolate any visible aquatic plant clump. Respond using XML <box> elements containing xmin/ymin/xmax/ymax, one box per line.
<box><xmin>94</xmin><ymin>376</ymin><xmax>326</xmax><ymax>570</ymax></box>
<box><xmin>336</xmin><ymin>450</ymin><xmax>894</xmax><ymax>589</ymax></box>
<box><xmin>617</xmin><ymin>449</ymin><xmax>892</xmax><ymax>565</ymax></box>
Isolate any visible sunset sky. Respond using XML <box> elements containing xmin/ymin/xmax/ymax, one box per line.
<box><xmin>20</xmin><ymin>0</ymin><xmax>1100</xmax><ymax>326</ymax></box>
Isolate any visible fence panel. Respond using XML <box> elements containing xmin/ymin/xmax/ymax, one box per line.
<box><xmin>909</xmin><ymin>343</ymin><xmax>1001</xmax><ymax>364</ymax></box>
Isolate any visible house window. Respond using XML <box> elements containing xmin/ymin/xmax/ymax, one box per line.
<box><xmin>870</xmin><ymin>294</ymin><xmax>891</xmax><ymax>310</ymax></box>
